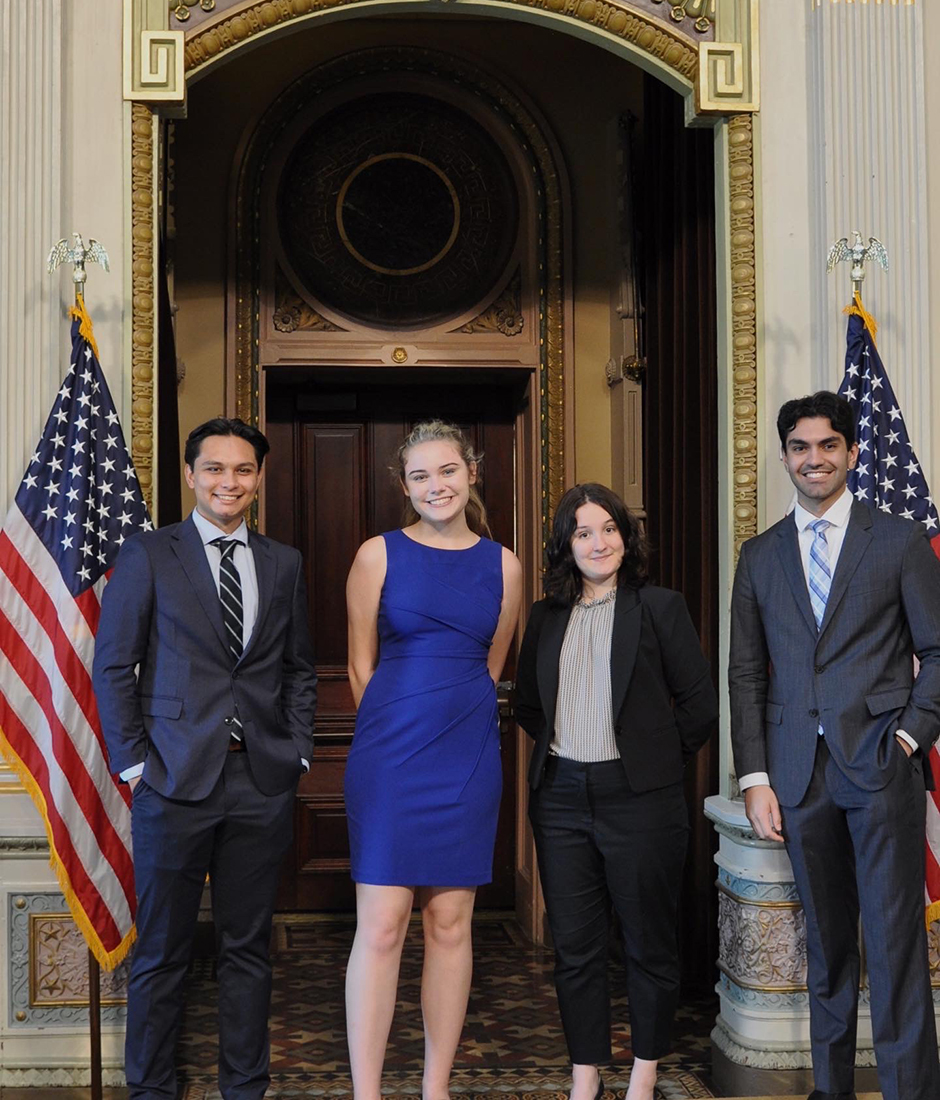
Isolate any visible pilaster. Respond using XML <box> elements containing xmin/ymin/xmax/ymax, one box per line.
<box><xmin>809</xmin><ymin>0</ymin><xmax>931</xmax><ymax>475</ymax></box>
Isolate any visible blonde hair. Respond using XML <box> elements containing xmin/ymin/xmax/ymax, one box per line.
<box><xmin>395</xmin><ymin>419</ymin><xmax>490</xmax><ymax>537</ymax></box>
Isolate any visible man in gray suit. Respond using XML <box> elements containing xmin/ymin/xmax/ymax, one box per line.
<box><xmin>729</xmin><ymin>390</ymin><xmax>940</xmax><ymax>1100</ymax></box>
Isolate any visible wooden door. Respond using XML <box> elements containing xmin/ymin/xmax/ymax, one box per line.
<box><xmin>265</xmin><ymin>375</ymin><xmax>524</xmax><ymax>911</ymax></box>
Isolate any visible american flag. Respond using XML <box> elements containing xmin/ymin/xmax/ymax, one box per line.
<box><xmin>0</xmin><ymin>299</ymin><xmax>150</xmax><ymax>968</ymax></box>
<box><xmin>837</xmin><ymin>307</ymin><xmax>940</xmax><ymax>926</ymax></box>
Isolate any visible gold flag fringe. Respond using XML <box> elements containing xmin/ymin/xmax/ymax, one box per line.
<box><xmin>926</xmin><ymin>898</ymin><xmax>940</xmax><ymax>931</ymax></box>
<box><xmin>0</xmin><ymin>723</ymin><xmax>136</xmax><ymax>970</ymax></box>
<box><xmin>69</xmin><ymin>293</ymin><xmax>101</xmax><ymax>362</ymax></box>
<box><xmin>842</xmin><ymin>289</ymin><xmax>878</xmax><ymax>346</ymax></box>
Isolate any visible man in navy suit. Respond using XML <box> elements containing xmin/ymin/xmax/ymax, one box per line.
<box><xmin>729</xmin><ymin>391</ymin><xmax>940</xmax><ymax>1100</ymax></box>
<box><xmin>93</xmin><ymin>418</ymin><xmax>316</xmax><ymax>1100</ymax></box>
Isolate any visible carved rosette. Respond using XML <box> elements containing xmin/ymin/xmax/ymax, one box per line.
<box><xmin>717</xmin><ymin>888</ymin><xmax>807</xmax><ymax>991</ymax></box>
<box><xmin>131</xmin><ymin>103</ymin><xmax>156</xmax><ymax>515</ymax></box>
<box><xmin>458</xmin><ymin>272</ymin><xmax>524</xmax><ymax>336</ymax></box>
<box><xmin>727</xmin><ymin>113</ymin><xmax>757</xmax><ymax>558</ymax></box>
<box><xmin>182</xmin><ymin>1</ymin><xmax>698</xmax><ymax>87</ymax></box>
<box><xmin>273</xmin><ymin>267</ymin><xmax>343</xmax><ymax>333</ymax></box>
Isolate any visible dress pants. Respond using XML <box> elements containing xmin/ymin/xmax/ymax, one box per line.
<box><xmin>529</xmin><ymin>756</ymin><xmax>689</xmax><ymax>1063</ymax></box>
<box><xmin>127</xmin><ymin>752</ymin><xmax>295</xmax><ymax>1100</ymax></box>
<box><xmin>780</xmin><ymin>737</ymin><xmax>940</xmax><ymax>1100</ymax></box>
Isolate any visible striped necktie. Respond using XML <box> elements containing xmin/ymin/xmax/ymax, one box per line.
<box><xmin>212</xmin><ymin>538</ymin><xmax>244</xmax><ymax>661</ymax></box>
<box><xmin>808</xmin><ymin>519</ymin><xmax>831</xmax><ymax>630</ymax></box>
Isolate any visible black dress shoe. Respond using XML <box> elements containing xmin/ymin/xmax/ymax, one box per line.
<box><xmin>807</xmin><ymin>1090</ymin><xmax>857</xmax><ymax>1100</ymax></box>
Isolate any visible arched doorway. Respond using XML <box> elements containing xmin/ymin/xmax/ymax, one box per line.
<box><xmin>129</xmin><ymin>1</ymin><xmax>760</xmax><ymax>991</ymax></box>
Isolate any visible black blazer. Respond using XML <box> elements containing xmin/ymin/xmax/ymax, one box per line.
<box><xmin>515</xmin><ymin>585</ymin><xmax>718</xmax><ymax>791</ymax></box>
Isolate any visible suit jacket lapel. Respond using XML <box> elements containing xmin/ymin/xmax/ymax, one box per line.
<box><xmin>240</xmin><ymin>532</ymin><xmax>277</xmax><ymax>664</ymax></box>
<box><xmin>536</xmin><ymin>605</ymin><xmax>570</xmax><ymax>736</ymax></box>
<box><xmin>171</xmin><ymin>515</ymin><xmax>230</xmax><ymax>657</ymax></box>
<box><xmin>817</xmin><ymin>500</ymin><xmax>872</xmax><ymax>640</ymax></box>
<box><xmin>775</xmin><ymin>517</ymin><xmax>818</xmax><ymax>637</ymax></box>
<box><xmin>610</xmin><ymin>588</ymin><xmax>641</xmax><ymax>722</ymax></box>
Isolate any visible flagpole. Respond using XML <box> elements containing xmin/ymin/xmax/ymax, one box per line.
<box><xmin>47</xmin><ymin>233</ymin><xmax>111</xmax><ymax>1100</ymax></box>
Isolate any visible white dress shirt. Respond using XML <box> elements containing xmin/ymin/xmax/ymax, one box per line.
<box><xmin>739</xmin><ymin>488</ymin><xmax>916</xmax><ymax>792</ymax></box>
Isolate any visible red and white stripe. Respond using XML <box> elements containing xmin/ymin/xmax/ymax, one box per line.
<box><xmin>0</xmin><ymin>503</ymin><xmax>135</xmax><ymax>964</ymax></box>
<box><xmin>926</xmin><ymin>532</ymin><xmax>940</xmax><ymax>925</ymax></box>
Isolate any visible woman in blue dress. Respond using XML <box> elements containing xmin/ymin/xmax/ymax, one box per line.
<box><xmin>344</xmin><ymin>420</ymin><xmax>522</xmax><ymax>1100</ymax></box>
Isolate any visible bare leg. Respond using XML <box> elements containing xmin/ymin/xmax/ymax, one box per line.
<box><xmin>570</xmin><ymin>1062</ymin><xmax>602</xmax><ymax>1100</ymax></box>
<box><xmin>345</xmin><ymin>884</ymin><xmax>414</xmax><ymax>1100</ymax></box>
<box><xmin>418</xmin><ymin>886</ymin><xmax>477</xmax><ymax>1100</ymax></box>
<box><xmin>625</xmin><ymin>1055</ymin><xmax>657</xmax><ymax>1100</ymax></box>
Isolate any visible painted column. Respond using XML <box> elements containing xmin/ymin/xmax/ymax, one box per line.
<box><xmin>710</xmin><ymin>2</ymin><xmax>939</xmax><ymax>1092</ymax></box>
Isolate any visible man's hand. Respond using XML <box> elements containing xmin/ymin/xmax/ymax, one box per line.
<box><xmin>128</xmin><ymin>775</ymin><xmax>142</xmax><ymax>794</ymax></box>
<box><xmin>744</xmin><ymin>784</ymin><xmax>785</xmax><ymax>842</ymax></box>
<box><xmin>895</xmin><ymin>734</ymin><xmax>914</xmax><ymax>758</ymax></box>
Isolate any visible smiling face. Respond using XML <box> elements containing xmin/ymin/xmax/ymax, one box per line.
<box><xmin>401</xmin><ymin>440</ymin><xmax>476</xmax><ymax>526</ymax></box>
<box><xmin>781</xmin><ymin>415</ymin><xmax>858</xmax><ymax>516</ymax></box>
<box><xmin>571</xmin><ymin>501</ymin><xmax>625</xmax><ymax>597</ymax></box>
<box><xmin>184</xmin><ymin>434</ymin><xmax>262</xmax><ymax>533</ymax></box>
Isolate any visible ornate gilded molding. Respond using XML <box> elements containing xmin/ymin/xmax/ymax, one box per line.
<box><xmin>180</xmin><ymin>0</ymin><xmax>698</xmax><ymax>86</ymax></box>
<box><xmin>130</xmin><ymin>103</ymin><xmax>157</xmax><ymax>515</ymax></box>
<box><xmin>458</xmin><ymin>271</ymin><xmax>524</xmax><ymax>336</ymax></box>
<box><xmin>171</xmin><ymin>0</ymin><xmax>217</xmax><ymax>21</ymax></box>
<box><xmin>124</xmin><ymin>0</ymin><xmax>186</xmax><ymax>108</ymax></box>
<box><xmin>272</xmin><ymin>267</ymin><xmax>343</xmax><ymax>333</ymax></box>
<box><xmin>651</xmin><ymin>0</ymin><xmax>714</xmax><ymax>34</ymax></box>
<box><xmin>727</xmin><ymin>113</ymin><xmax>757</xmax><ymax>557</ymax></box>
<box><xmin>717</xmin><ymin>887</ymin><xmax>808</xmax><ymax>992</ymax></box>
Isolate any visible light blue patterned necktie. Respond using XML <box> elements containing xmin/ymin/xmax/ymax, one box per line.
<box><xmin>808</xmin><ymin>518</ymin><xmax>831</xmax><ymax>630</ymax></box>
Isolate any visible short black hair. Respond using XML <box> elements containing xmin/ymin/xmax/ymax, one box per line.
<box><xmin>544</xmin><ymin>483</ymin><xmax>648</xmax><ymax>608</ymax></box>
<box><xmin>184</xmin><ymin>417</ymin><xmax>271</xmax><ymax>470</ymax></box>
<box><xmin>776</xmin><ymin>391</ymin><xmax>856</xmax><ymax>450</ymax></box>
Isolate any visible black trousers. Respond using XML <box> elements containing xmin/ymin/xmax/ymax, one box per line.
<box><xmin>127</xmin><ymin>752</ymin><xmax>294</xmax><ymax>1100</ymax></box>
<box><xmin>529</xmin><ymin>756</ymin><xmax>689</xmax><ymax>1063</ymax></box>
<box><xmin>781</xmin><ymin>737</ymin><xmax>940</xmax><ymax>1100</ymax></box>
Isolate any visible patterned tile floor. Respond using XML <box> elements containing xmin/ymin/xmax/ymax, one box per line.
<box><xmin>176</xmin><ymin>913</ymin><xmax>717</xmax><ymax>1099</ymax></box>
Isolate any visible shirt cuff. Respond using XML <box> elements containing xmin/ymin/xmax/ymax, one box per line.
<box><xmin>739</xmin><ymin>771</ymin><xmax>771</xmax><ymax>790</ymax></box>
<box><xmin>300</xmin><ymin>758</ymin><xmax>309</xmax><ymax>773</ymax></box>
<box><xmin>895</xmin><ymin>729</ymin><xmax>918</xmax><ymax>753</ymax></box>
<box><xmin>119</xmin><ymin>762</ymin><xmax>145</xmax><ymax>782</ymax></box>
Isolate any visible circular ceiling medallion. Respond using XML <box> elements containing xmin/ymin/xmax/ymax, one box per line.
<box><xmin>336</xmin><ymin>153</ymin><xmax>461</xmax><ymax>277</ymax></box>
<box><xmin>277</xmin><ymin>92</ymin><xmax>519</xmax><ymax>328</ymax></box>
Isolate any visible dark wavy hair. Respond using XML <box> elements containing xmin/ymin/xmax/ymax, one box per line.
<box><xmin>776</xmin><ymin>391</ymin><xmax>855</xmax><ymax>449</ymax></box>
<box><xmin>544</xmin><ymin>483</ymin><xmax>649</xmax><ymax>607</ymax></box>
<box><xmin>184</xmin><ymin>417</ymin><xmax>271</xmax><ymax>470</ymax></box>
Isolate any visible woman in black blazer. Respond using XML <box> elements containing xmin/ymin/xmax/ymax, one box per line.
<box><xmin>515</xmin><ymin>484</ymin><xmax>717</xmax><ymax>1100</ymax></box>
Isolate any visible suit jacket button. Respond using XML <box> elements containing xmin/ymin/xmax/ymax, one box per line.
<box><xmin>814</xmin><ymin>665</ymin><xmax>825</xmax><ymax>674</ymax></box>
<box><xmin>809</xmin><ymin>708</ymin><xmax>819</xmax><ymax>718</ymax></box>
<box><xmin>224</xmin><ymin>716</ymin><xmax>234</xmax><ymax>726</ymax></box>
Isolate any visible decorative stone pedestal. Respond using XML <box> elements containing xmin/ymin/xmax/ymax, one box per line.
<box><xmin>702</xmin><ymin>795</ymin><xmax>940</xmax><ymax>1097</ymax></box>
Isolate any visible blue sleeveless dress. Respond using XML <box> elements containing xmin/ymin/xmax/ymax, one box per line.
<box><xmin>345</xmin><ymin>529</ymin><xmax>504</xmax><ymax>886</ymax></box>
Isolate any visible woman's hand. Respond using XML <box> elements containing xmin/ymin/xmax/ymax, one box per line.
<box><xmin>346</xmin><ymin>537</ymin><xmax>386</xmax><ymax>708</ymax></box>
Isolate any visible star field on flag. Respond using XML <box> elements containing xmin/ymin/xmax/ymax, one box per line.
<box><xmin>838</xmin><ymin>312</ymin><xmax>939</xmax><ymax>543</ymax></box>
